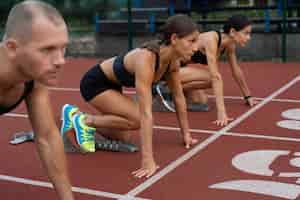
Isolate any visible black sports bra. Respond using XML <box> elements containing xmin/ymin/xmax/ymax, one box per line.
<box><xmin>113</xmin><ymin>50</ymin><xmax>170</xmax><ymax>87</ymax></box>
<box><xmin>0</xmin><ymin>81</ymin><xmax>34</xmax><ymax>115</ymax></box>
<box><xmin>190</xmin><ymin>30</ymin><xmax>225</xmax><ymax>65</ymax></box>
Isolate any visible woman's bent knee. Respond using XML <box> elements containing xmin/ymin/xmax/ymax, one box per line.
<box><xmin>128</xmin><ymin>118</ymin><xmax>140</xmax><ymax>130</ymax></box>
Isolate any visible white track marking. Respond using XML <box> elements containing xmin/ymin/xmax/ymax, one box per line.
<box><xmin>277</xmin><ymin>120</ymin><xmax>300</xmax><ymax>130</ymax></box>
<box><xmin>154</xmin><ymin>125</ymin><xmax>215</xmax><ymax>134</ymax></box>
<box><xmin>3</xmin><ymin>115</ymin><xmax>300</xmax><ymax>143</ymax></box>
<box><xmin>270</xmin><ymin>98</ymin><xmax>300</xmax><ymax>103</ymax></box>
<box><xmin>48</xmin><ymin>87</ymin><xmax>80</xmax><ymax>92</ymax></box>
<box><xmin>281</xmin><ymin>109</ymin><xmax>300</xmax><ymax>120</ymax></box>
<box><xmin>3</xmin><ymin>113</ymin><xmax>28</xmax><ymax>118</ymax></box>
<box><xmin>153</xmin><ymin>125</ymin><xmax>300</xmax><ymax>142</ymax></box>
<box><xmin>206</xmin><ymin>95</ymin><xmax>300</xmax><ymax>103</ymax></box>
<box><xmin>2</xmin><ymin>78</ymin><xmax>299</xmax><ymax>199</ymax></box>
<box><xmin>48</xmin><ymin>87</ymin><xmax>300</xmax><ymax>103</ymax></box>
<box><xmin>119</xmin><ymin>76</ymin><xmax>300</xmax><ymax>199</ymax></box>
<box><xmin>0</xmin><ymin>175</ymin><xmax>150</xmax><ymax>200</ymax></box>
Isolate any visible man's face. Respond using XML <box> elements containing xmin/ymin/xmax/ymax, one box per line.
<box><xmin>17</xmin><ymin>17</ymin><xmax>68</xmax><ymax>86</ymax></box>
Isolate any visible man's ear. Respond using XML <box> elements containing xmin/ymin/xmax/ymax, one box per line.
<box><xmin>4</xmin><ymin>38</ymin><xmax>18</xmax><ymax>57</ymax></box>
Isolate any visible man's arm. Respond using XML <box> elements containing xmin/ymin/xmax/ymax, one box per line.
<box><xmin>25</xmin><ymin>83</ymin><xmax>74</xmax><ymax>200</ymax></box>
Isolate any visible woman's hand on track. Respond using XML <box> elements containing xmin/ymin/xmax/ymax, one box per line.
<box><xmin>132</xmin><ymin>159</ymin><xmax>159</xmax><ymax>178</ymax></box>
<box><xmin>183</xmin><ymin>133</ymin><xmax>198</xmax><ymax>149</ymax></box>
<box><xmin>213</xmin><ymin>113</ymin><xmax>234</xmax><ymax>126</ymax></box>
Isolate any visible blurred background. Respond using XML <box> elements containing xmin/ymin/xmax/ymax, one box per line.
<box><xmin>1</xmin><ymin>0</ymin><xmax>299</xmax><ymax>61</ymax></box>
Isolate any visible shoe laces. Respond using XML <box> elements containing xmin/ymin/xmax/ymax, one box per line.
<box><xmin>68</xmin><ymin>108</ymin><xmax>77</xmax><ymax>119</ymax></box>
<box><xmin>81</xmin><ymin>127</ymin><xmax>95</xmax><ymax>143</ymax></box>
<box><xmin>66</xmin><ymin>108</ymin><xmax>78</xmax><ymax>128</ymax></box>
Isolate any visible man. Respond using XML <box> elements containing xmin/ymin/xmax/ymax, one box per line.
<box><xmin>0</xmin><ymin>1</ymin><xmax>74</xmax><ymax>199</ymax></box>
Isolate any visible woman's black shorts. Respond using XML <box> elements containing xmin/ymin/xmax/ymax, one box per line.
<box><xmin>80</xmin><ymin>64</ymin><xmax>122</xmax><ymax>102</ymax></box>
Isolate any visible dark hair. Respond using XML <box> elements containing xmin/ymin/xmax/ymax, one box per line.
<box><xmin>141</xmin><ymin>14</ymin><xmax>198</xmax><ymax>54</ymax></box>
<box><xmin>223</xmin><ymin>14</ymin><xmax>251</xmax><ymax>34</ymax></box>
<box><xmin>140</xmin><ymin>39</ymin><xmax>161</xmax><ymax>54</ymax></box>
<box><xmin>159</xmin><ymin>14</ymin><xmax>198</xmax><ymax>45</ymax></box>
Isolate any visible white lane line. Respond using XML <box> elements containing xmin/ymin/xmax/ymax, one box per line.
<box><xmin>270</xmin><ymin>98</ymin><xmax>300</xmax><ymax>103</ymax></box>
<box><xmin>154</xmin><ymin>125</ymin><xmax>215</xmax><ymax>134</ymax></box>
<box><xmin>207</xmin><ymin>95</ymin><xmax>300</xmax><ymax>104</ymax></box>
<box><xmin>120</xmin><ymin>76</ymin><xmax>300</xmax><ymax>199</ymax></box>
<box><xmin>153</xmin><ymin>125</ymin><xmax>300</xmax><ymax>143</ymax></box>
<box><xmin>3</xmin><ymin>113</ymin><xmax>28</xmax><ymax>118</ymax></box>
<box><xmin>3</xmin><ymin>115</ymin><xmax>300</xmax><ymax>143</ymax></box>
<box><xmin>48</xmin><ymin>87</ymin><xmax>80</xmax><ymax>92</ymax></box>
<box><xmin>0</xmin><ymin>175</ymin><xmax>149</xmax><ymax>200</ymax></box>
<box><xmin>224</xmin><ymin>131</ymin><xmax>300</xmax><ymax>142</ymax></box>
<box><xmin>48</xmin><ymin>87</ymin><xmax>300</xmax><ymax>103</ymax></box>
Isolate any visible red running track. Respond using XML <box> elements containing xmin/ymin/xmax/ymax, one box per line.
<box><xmin>0</xmin><ymin>59</ymin><xmax>299</xmax><ymax>200</ymax></box>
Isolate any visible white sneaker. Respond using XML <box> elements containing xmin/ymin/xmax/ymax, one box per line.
<box><xmin>155</xmin><ymin>83</ymin><xmax>175</xmax><ymax>112</ymax></box>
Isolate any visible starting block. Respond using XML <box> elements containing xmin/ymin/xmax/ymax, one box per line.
<box><xmin>9</xmin><ymin>130</ymin><xmax>80</xmax><ymax>153</ymax></box>
<box><xmin>95</xmin><ymin>137</ymin><xmax>139</xmax><ymax>153</ymax></box>
<box><xmin>10</xmin><ymin>129</ymin><xmax>139</xmax><ymax>153</ymax></box>
<box><xmin>10</xmin><ymin>131</ymin><xmax>34</xmax><ymax>145</ymax></box>
<box><xmin>63</xmin><ymin>129</ymin><xmax>139</xmax><ymax>153</ymax></box>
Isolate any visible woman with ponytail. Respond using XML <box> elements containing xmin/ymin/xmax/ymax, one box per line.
<box><xmin>157</xmin><ymin>14</ymin><xmax>257</xmax><ymax>126</ymax></box>
<box><xmin>61</xmin><ymin>14</ymin><xmax>199</xmax><ymax>178</ymax></box>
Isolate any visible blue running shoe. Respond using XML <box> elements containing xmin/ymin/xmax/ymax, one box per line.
<box><xmin>60</xmin><ymin>104</ymin><xmax>79</xmax><ymax>137</ymax></box>
<box><xmin>72</xmin><ymin>113</ymin><xmax>96</xmax><ymax>153</ymax></box>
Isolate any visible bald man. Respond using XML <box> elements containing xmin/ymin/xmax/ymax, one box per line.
<box><xmin>0</xmin><ymin>1</ymin><xmax>74</xmax><ymax>199</ymax></box>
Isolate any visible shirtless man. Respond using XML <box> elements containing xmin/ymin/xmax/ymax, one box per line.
<box><xmin>0</xmin><ymin>1</ymin><xmax>74</xmax><ymax>199</ymax></box>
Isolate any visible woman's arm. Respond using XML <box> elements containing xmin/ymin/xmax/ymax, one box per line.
<box><xmin>226</xmin><ymin>44</ymin><xmax>257</xmax><ymax>106</ymax></box>
<box><xmin>205</xmin><ymin>35</ymin><xmax>233</xmax><ymax>126</ymax></box>
<box><xmin>166</xmin><ymin>61</ymin><xmax>197</xmax><ymax>148</ymax></box>
<box><xmin>132</xmin><ymin>50</ymin><xmax>159</xmax><ymax>178</ymax></box>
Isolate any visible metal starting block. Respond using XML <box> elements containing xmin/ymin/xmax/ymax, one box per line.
<box><xmin>9</xmin><ymin>130</ymin><xmax>139</xmax><ymax>153</ymax></box>
<box><xmin>95</xmin><ymin>137</ymin><xmax>139</xmax><ymax>153</ymax></box>
<box><xmin>10</xmin><ymin>131</ymin><xmax>34</xmax><ymax>145</ymax></box>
